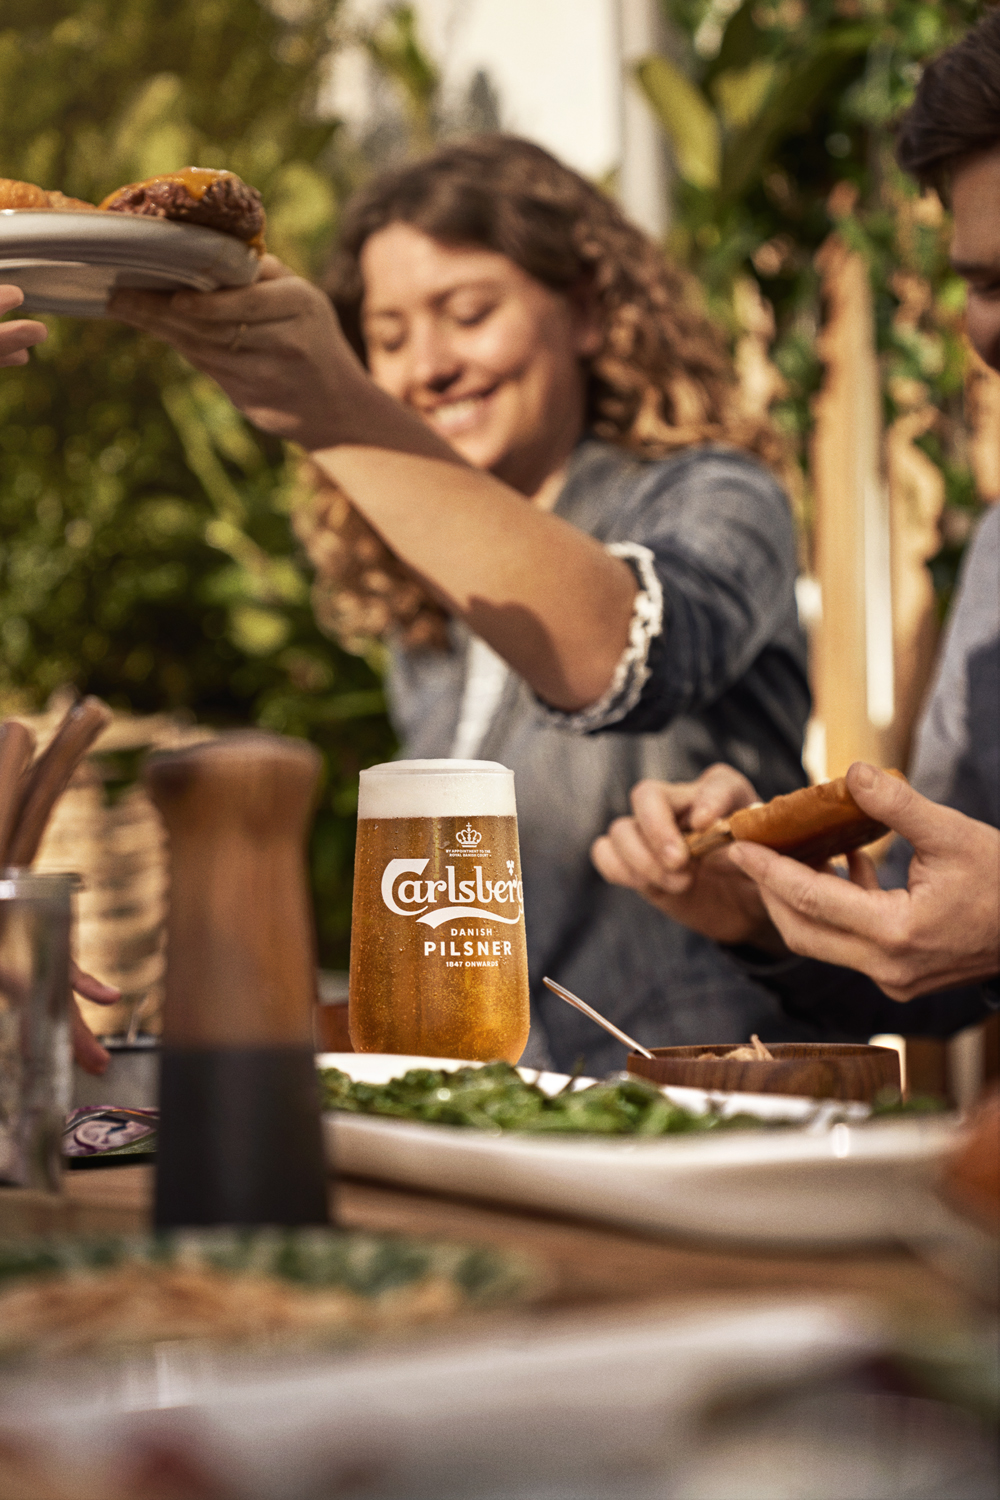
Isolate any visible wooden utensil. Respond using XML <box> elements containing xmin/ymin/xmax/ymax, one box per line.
<box><xmin>628</xmin><ymin>1042</ymin><xmax>901</xmax><ymax>1103</ymax></box>
<box><xmin>543</xmin><ymin>977</ymin><xmax>654</xmax><ymax>1059</ymax></box>
<box><xmin>145</xmin><ymin>730</ymin><xmax>329</xmax><ymax>1229</ymax></box>
<box><xmin>5</xmin><ymin>696</ymin><xmax>112</xmax><ymax>867</ymax></box>
<box><xmin>0</xmin><ymin>720</ymin><xmax>35</xmax><ymax>866</ymax></box>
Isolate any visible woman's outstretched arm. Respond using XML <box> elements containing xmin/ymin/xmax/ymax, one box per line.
<box><xmin>110</xmin><ymin>261</ymin><xmax>636</xmax><ymax>712</ymax></box>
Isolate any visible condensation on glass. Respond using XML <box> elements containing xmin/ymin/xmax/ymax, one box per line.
<box><xmin>349</xmin><ymin>760</ymin><xmax>530</xmax><ymax>1062</ymax></box>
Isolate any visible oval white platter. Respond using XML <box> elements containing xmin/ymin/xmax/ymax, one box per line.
<box><xmin>0</xmin><ymin>210</ymin><xmax>259</xmax><ymax>317</ymax></box>
<box><xmin>318</xmin><ymin>1053</ymin><xmax>959</xmax><ymax>1249</ymax></box>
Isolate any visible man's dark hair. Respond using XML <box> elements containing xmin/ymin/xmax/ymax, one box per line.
<box><xmin>896</xmin><ymin>8</ymin><xmax>1000</xmax><ymax>197</ymax></box>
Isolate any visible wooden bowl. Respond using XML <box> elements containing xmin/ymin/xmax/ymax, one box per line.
<box><xmin>628</xmin><ymin>1042</ymin><xmax>900</xmax><ymax>1103</ymax></box>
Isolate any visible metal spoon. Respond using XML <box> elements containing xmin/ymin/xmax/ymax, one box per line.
<box><xmin>542</xmin><ymin>976</ymin><xmax>655</xmax><ymax>1059</ymax></box>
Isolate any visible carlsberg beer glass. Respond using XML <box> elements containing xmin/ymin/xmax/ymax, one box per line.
<box><xmin>349</xmin><ymin>760</ymin><xmax>530</xmax><ymax>1061</ymax></box>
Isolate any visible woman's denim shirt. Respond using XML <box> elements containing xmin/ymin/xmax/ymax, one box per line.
<box><xmin>388</xmin><ymin>439</ymin><xmax>812</xmax><ymax>1072</ymax></box>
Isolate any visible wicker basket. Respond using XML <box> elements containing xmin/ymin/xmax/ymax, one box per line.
<box><xmin>17</xmin><ymin>700</ymin><xmax>214</xmax><ymax>1039</ymax></box>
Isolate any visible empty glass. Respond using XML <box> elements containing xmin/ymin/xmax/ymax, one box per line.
<box><xmin>0</xmin><ymin>871</ymin><xmax>75</xmax><ymax>1191</ymax></box>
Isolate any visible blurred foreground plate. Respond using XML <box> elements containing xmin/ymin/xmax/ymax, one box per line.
<box><xmin>0</xmin><ymin>1225</ymin><xmax>541</xmax><ymax>1366</ymax></box>
<box><xmin>319</xmin><ymin>1053</ymin><xmax>959</xmax><ymax>1249</ymax></box>
<box><xmin>0</xmin><ymin>1296</ymin><xmax>884</xmax><ymax>1500</ymax></box>
<box><xmin>0</xmin><ymin>209</ymin><xmax>259</xmax><ymax>317</ymax></box>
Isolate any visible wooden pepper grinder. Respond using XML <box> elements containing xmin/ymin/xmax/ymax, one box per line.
<box><xmin>145</xmin><ymin>731</ymin><xmax>329</xmax><ymax>1228</ymax></box>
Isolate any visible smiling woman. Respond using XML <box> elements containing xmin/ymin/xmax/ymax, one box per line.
<box><xmin>359</xmin><ymin>226</ymin><xmax>597</xmax><ymax>499</ymax></box>
<box><xmin>109</xmin><ymin>136</ymin><xmax>813</xmax><ymax>1071</ymax></box>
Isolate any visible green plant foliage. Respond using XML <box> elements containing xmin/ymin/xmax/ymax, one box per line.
<box><xmin>0</xmin><ymin>0</ymin><xmax>398</xmax><ymax>965</ymax></box>
<box><xmin>646</xmin><ymin>0</ymin><xmax>986</xmax><ymax>578</ymax></box>
<box><xmin>637</xmin><ymin>55</ymin><xmax>721</xmax><ymax>189</ymax></box>
<box><xmin>362</xmin><ymin>3</ymin><xmax>441</xmax><ymax>150</ymax></box>
<box><xmin>339</xmin><ymin>1</ymin><xmax>500</xmax><ymax>175</ymax></box>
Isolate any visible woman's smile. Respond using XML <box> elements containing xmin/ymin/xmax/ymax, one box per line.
<box><xmin>422</xmin><ymin>387</ymin><xmax>498</xmax><ymax>436</ymax></box>
<box><xmin>359</xmin><ymin>224</ymin><xmax>599</xmax><ymax>497</ymax></box>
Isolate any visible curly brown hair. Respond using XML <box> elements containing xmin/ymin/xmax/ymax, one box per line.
<box><xmin>296</xmin><ymin>134</ymin><xmax>789</xmax><ymax>652</ymax></box>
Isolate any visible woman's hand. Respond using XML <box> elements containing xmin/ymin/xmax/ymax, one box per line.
<box><xmin>729</xmin><ymin>763</ymin><xmax>1000</xmax><ymax>999</ymax></box>
<box><xmin>108</xmin><ymin>258</ymin><xmax>361</xmax><ymax>450</ymax></box>
<box><xmin>0</xmin><ymin>285</ymin><xmax>47</xmax><ymax>366</ymax></box>
<box><xmin>70</xmin><ymin>960</ymin><xmax>121</xmax><ymax>1076</ymax></box>
<box><xmin>591</xmin><ymin>764</ymin><xmax>781</xmax><ymax>948</ymax></box>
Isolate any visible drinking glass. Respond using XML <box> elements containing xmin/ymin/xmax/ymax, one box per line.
<box><xmin>0</xmin><ymin>871</ymin><xmax>74</xmax><ymax>1190</ymax></box>
<box><xmin>349</xmin><ymin>760</ymin><xmax>530</xmax><ymax>1062</ymax></box>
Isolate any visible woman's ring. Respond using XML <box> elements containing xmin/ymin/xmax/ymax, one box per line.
<box><xmin>229</xmin><ymin>322</ymin><xmax>248</xmax><ymax>353</ymax></box>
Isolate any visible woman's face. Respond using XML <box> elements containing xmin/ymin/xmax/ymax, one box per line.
<box><xmin>359</xmin><ymin>223</ymin><xmax>601</xmax><ymax>495</ymax></box>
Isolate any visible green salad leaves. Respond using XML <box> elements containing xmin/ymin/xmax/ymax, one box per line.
<box><xmin>319</xmin><ymin>1061</ymin><xmax>777</xmax><ymax>1137</ymax></box>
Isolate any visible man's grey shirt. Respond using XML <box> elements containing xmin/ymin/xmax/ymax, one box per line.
<box><xmin>387</xmin><ymin>439</ymin><xmax>811</xmax><ymax>1073</ymax></box>
<box><xmin>738</xmin><ymin>503</ymin><xmax>1000</xmax><ymax>1037</ymax></box>
<box><xmin>903</xmin><ymin>502</ymin><xmax>999</xmax><ymax>830</ymax></box>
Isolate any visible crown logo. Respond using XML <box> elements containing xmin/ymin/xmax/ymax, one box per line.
<box><xmin>455</xmin><ymin>822</ymin><xmax>482</xmax><ymax>847</ymax></box>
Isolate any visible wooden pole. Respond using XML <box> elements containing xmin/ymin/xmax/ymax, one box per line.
<box><xmin>811</xmin><ymin>236</ymin><xmax>889</xmax><ymax>778</ymax></box>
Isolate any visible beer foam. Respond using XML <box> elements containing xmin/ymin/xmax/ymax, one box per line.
<box><xmin>358</xmin><ymin>759</ymin><xmax>516</xmax><ymax>818</ymax></box>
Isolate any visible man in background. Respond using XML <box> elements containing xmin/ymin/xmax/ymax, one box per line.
<box><xmin>593</xmin><ymin>10</ymin><xmax>1000</xmax><ymax>1024</ymax></box>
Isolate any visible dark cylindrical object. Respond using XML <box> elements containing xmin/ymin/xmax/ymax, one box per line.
<box><xmin>156</xmin><ymin>1046</ymin><xmax>328</xmax><ymax>1227</ymax></box>
<box><xmin>145</xmin><ymin>732</ymin><xmax>330</xmax><ymax>1229</ymax></box>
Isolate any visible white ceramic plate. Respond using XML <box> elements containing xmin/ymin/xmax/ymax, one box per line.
<box><xmin>318</xmin><ymin>1053</ymin><xmax>960</xmax><ymax>1248</ymax></box>
<box><xmin>0</xmin><ymin>209</ymin><xmax>259</xmax><ymax>317</ymax></box>
<box><xmin>0</xmin><ymin>1296</ymin><xmax>883</xmax><ymax>1500</ymax></box>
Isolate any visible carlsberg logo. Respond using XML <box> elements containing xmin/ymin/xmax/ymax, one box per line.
<box><xmin>381</xmin><ymin>858</ymin><xmax>523</xmax><ymax>929</ymax></box>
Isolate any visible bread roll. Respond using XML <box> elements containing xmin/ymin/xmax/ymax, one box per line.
<box><xmin>686</xmin><ymin>770</ymin><xmax>907</xmax><ymax>864</ymax></box>
<box><xmin>0</xmin><ymin>179</ymin><xmax>96</xmax><ymax>211</ymax></box>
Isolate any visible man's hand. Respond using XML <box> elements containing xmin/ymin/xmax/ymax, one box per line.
<box><xmin>591</xmin><ymin>764</ymin><xmax>781</xmax><ymax>948</ymax></box>
<box><xmin>728</xmin><ymin>762</ymin><xmax>1000</xmax><ymax>1000</ymax></box>
<box><xmin>0</xmin><ymin>285</ymin><xmax>47</xmax><ymax>366</ymax></box>
<box><xmin>70</xmin><ymin>960</ymin><xmax>121</xmax><ymax>1075</ymax></box>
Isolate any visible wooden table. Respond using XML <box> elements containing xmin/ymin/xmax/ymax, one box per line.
<box><xmin>14</xmin><ymin>1162</ymin><xmax>970</xmax><ymax>1322</ymax></box>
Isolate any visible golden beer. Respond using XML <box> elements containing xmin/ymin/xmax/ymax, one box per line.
<box><xmin>348</xmin><ymin>760</ymin><xmax>530</xmax><ymax>1061</ymax></box>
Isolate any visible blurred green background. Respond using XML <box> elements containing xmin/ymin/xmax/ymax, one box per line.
<box><xmin>0</xmin><ymin>0</ymin><xmax>985</xmax><ymax>964</ymax></box>
<box><xmin>648</xmin><ymin>0</ymin><xmax>986</xmax><ymax>611</ymax></box>
<box><xmin>0</xmin><ymin>0</ymin><xmax>396</xmax><ymax>966</ymax></box>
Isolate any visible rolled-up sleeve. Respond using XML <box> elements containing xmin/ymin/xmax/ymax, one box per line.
<box><xmin>541</xmin><ymin>447</ymin><xmax>805</xmax><ymax>737</ymax></box>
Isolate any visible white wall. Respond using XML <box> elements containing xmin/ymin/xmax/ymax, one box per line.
<box><xmin>331</xmin><ymin>0</ymin><xmax>622</xmax><ymax>179</ymax></box>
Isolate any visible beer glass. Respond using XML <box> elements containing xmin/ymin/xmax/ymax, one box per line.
<box><xmin>349</xmin><ymin>760</ymin><xmax>530</xmax><ymax>1062</ymax></box>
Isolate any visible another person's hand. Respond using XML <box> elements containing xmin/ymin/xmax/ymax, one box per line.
<box><xmin>70</xmin><ymin>960</ymin><xmax>120</xmax><ymax>1076</ymax></box>
<box><xmin>0</xmin><ymin>285</ymin><xmax>47</xmax><ymax>366</ymax></box>
<box><xmin>591</xmin><ymin>764</ymin><xmax>781</xmax><ymax>948</ymax></box>
<box><xmin>108</xmin><ymin>258</ymin><xmax>354</xmax><ymax>449</ymax></box>
<box><xmin>728</xmin><ymin>762</ymin><xmax>1000</xmax><ymax>1000</ymax></box>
